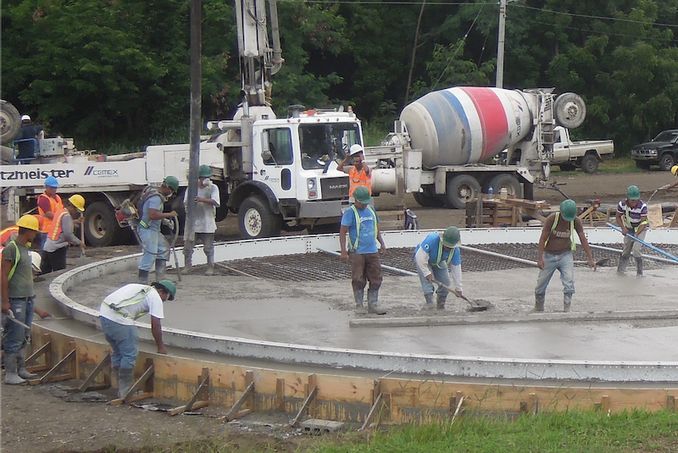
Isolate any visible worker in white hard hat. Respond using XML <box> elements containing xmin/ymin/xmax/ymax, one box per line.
<box><xmin>338</xmin><ymin>144</ymin><xmax>372</xmax><ymax>202</ymax></box>
<box><xmin>14</xmin><ymin>114</ymin><xmax>44</xmax><ymax>160</ymax></box>
<box><xmin>40</xmin><ymin>194</ymin><xmax>86</xmax><ymax>274</ymax></box>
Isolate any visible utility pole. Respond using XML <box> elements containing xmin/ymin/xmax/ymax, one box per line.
<box><xmin>495</xmin><ymin>0</ymin><xmax>507</xmax><ymax>88</ymax></box>
<box><xmin>185</xmin><ymin>0</ymin><xmax>202</xmax><ymax>247</ymax></box>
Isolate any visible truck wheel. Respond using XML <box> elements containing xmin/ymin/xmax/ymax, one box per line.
<box><xmin>487</xmin><ymin>174</ymin><xmax>523</xmax><ymax>198</ymax></box>
<box><xmin>413</xmin><ymin>191</ymin><xmax>444</xmax><ymax>208</ymax></box>
<box><xmin>659</xmin><ymin>153</ymin><xmax>675</xmax><ymax>172</ymax></box>
<box><xmin>558</xmin><ymin>163</ymin><xmax>576</xmax><ymax>172</ymax></box>
<box><xmin>85</xmin><ymin>201</ymin><xmax>125</xmax><ymax>247</ymax></box>
<box><xmin>580</xmin><ymin>154</ymin><xmax>599</xmax><ymax>174</ymax></box>
<box><xmin>445</xmin><ymin>175</ymin><xmax>481</xmax><ymax>209</ymax></box>
<box><xmin>0</xmin><ymin>100</ymin><xmax>21</xmax><ymax>145</ymax></box>
<box><xmin>238</xmin><ymin>196</ymin><xmax>282</xmax><ymax>239</ymax></box>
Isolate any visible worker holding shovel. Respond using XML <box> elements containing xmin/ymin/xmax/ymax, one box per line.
<box><xmin>535</xmin><ymin>199</ymin><xmax>596</xmax><ymax>313</ymax></box>
<box><xmin>414</xmin><ymin>226</ymin><xmax>463</xmax><ymax>310</ymax></box>
<box><xmin>615</xmin><ymin>185</ymin><xmax>648</xmax><ymax>277</ymax></box>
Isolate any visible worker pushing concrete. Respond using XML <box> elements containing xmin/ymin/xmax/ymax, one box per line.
<box><xmin>414</xmin><ymin>226</ymin><xmax>463</xmax><ymax>310</ymax></box>
<box><xmin>615</xmin><ymin>185</ymin><xmax>648</xmax><ymax>277</ymax></box>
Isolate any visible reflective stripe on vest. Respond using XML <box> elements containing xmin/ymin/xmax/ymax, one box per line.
<box><xmin>6</xmin><ymin>241</ymin><xmax>21</xmax><ymax>281</ymax></box>
<box><xmin>346</xmin><ymin>204</ymin><xmax>378</xmax><ymax>252</ymax></box>
<box><xmin>349</xmin><ymin>167</ymin><xmax>372</xmax><ymax>197</ymax></box>
<box><xmin>545</xmin><ymin>212</ymin><xmax>576</xmax><ymax>251</ymax></box>
<box><xmin>38</xmin><ymin>193</ymin><xmax>64</xmax><ymax>233</ymax></box>
<box><xmin>104</xmin><ymin>285</ymin><xmax>153</xmax><ymax>319</ymax></box>
<box><xmin>432</xmin><ymin>237</ymin><xmax>455</xmax><ymax>268</ymax></box>
<box><xmin>47</xmin><ymin>209</ymin><xmax>69</xmax><ymax>241</ymax></box>
<box><xmin>624</xmin><ymin>205</ymin><xmax>648</xmax><ymax>231</ymax></box>
<box><xmin>0</xmin><ymin>226</ymin><xmax>19</xmax><ymax>246</ymax></box>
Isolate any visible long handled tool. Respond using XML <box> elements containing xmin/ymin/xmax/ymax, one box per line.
<box><xmin>431</xmin><ymin>278</ymin><xmax>491</xmax><ymax>312</ymax></box>
<box><xmin>3</xmin><ymin>310</ymin><xmax>30</xmax><ymax>330</ymax></box>
<box><xmin>606</xmin><ymin>222</ymin><xmax>678</xmax><ymax>263</ymax></box>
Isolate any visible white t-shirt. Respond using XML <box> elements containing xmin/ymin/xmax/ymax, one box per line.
<box><xmin>183</xmin><ymin>181</ymin><xmax>220</xmax><ymax>233</ymax></box>
<box><xmin>99</xmin><ymin>284</ymin><xmax>165</xmax><ymax>326</ymax></box>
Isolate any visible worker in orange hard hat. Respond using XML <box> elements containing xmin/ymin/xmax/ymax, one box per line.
<box><xmin>40</xmin><ymin>194</ymin><xmax>85</xmax><ymax>274</ymax></box>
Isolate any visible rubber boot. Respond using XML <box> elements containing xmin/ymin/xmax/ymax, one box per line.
<box><xmin>436</xmin><ymin>294</ymin><xmax>447</xmax><ymax>310</ymax></box>
<box><xmin>3</xmin><ymin>354</ymin><xmax>26</xmax><ymax>385</ymax></box>
<box><xmin>563</xmin><ymin>293</ymin><xmax>573</xmax><ymax>313</ymax></box>
<box><xmin>205</xmin><ymin>255</ymin><xmax>215</xmax><ymax>276</ymax></box>
<box><xmin>117</xmin><ymin>368</ymin><xmax>134</xmax><ymax>399</ymax></box>
<box><xmin>181</xmin><ymin>257</ymin><xmax>193</xmax><ymax>275</ymax></box>
<box><xmin>534</xmin><ymin>293</ymin><xmax>545</xmax><ymax>312</ymax></box>
<box><xmin>353</xmin><ymin>289</ymin><xmax>366</xmax><ymax>314</ymax></box>
<box><xmin>17</xmin><ymin>348</ymin><xmax>37</xmax><ymax>379</ymax></box>
<box><xmin>155</xmin><ymin>259</ymin><xmax>167</xmax><ymax>281</ymax></box>
<box><xmin>367</xmin><ymin>289</ymin><xmax>387</xmax><ymax>315</ymax></box>
<box><xmin>424</xmin><ymin>293</ymin><xmax>435</xmax><ymax>310</ymax></box>
<box><xmin>138</xmin><ymin>270</ymin><xmax>149</xmax><ymax>284</ymax></box>
<box><xmin>635</xmin><ymin>257</ymin><xmax>643</xmax><ymax>277</ymax></box>
<box><xmin>617</xmin><ymin>256</ymin><xmax>630</xmax><ymax>275</ymax></box>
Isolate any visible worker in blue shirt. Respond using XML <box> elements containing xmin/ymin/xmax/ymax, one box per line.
<box><xmin>414</xmin><ymin>227</ymin><xmax>462</xmax><ymax>310</ymax></box>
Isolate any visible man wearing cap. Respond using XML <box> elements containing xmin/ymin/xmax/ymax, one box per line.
<box><xmin>616</xmin><ymin>185</ymin><xmax>648</xmax><ymax>277</ymax></box>
<box><xmin>340</xmin><ymin>186</ymin><xmax>387</xmax><ymax>315</ymax></box>
<box><xmin>535</xmin><ymin>199</ymin><xmax>596</xmax><ymax>313</ymax></box>
<box><xmin>1</xmin><ymin>215</ymin><xmax>41</xmax><ymax>384</ymax></box>
<box><xmin>414</xmin><ymin>226</ymin><xmax>463</xmax><ymax>310</ymax></box>
<box><xmin>40</xmin><ymin>194</ymin><xmax>86</xmax><ymax>274</ymax></box>
<box><xmin>338</xmin><ymin>144</ymin><xmax>372</xmax><ymax>201</ymax></box>
<box><xmin>182</xmin><ymin>165</ymin><xmax>220</xmax><ymax>276</ymax></box>
<box><xmin>99</xmin><ymin>279</ymin><xmax>176</xmax><ymax>398</ymax></box>
<box><xmin>14</xmin><ymin>115</ymin><xmax>43</xmax><ymax>160</ymax></box>
<box><xmin>137</xmin><ymin>176</ymin><xmax>179</xmax><ymax>284</ymax></box>
<box><xmin>37</xmin><ymin>176</ymin><xmax>63</xmax><ymax>249</ymax></box>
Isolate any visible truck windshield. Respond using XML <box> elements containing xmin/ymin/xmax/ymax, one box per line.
<box><xmin>299</xmin><ymin>123</ymin><xmax>361</xmax><ymax>170</ymax></box>
<box><xmin>654</xmin><ymin>131</ymin><xmax>678</xmax><ymax>143</ymax></box>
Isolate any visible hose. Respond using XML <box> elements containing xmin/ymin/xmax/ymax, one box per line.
<box><xmin>130</xmin><ymin>215</ymin><xmax>181</xmax><ymax>281</ymax></box>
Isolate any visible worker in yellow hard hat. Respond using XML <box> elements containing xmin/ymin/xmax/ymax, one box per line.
<box><xmin>662</xmin><ymin>165</ymin><xmax>678</xmax><ymax>191</ymax></box>
<box><xmin>0</xmin><ymin>215</ymin><xmax>45</xmax><ymax>247</ymax></box>
<box><xmin>40</xmin><ymin>194</ymin><xmax>86</xmax><ymax>274</ymax></box>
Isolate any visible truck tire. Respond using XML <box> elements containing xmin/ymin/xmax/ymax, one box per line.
<box><xmin>659</xmin><ymin>153</ymin><xmax>675</xmax><ymax>172</ymax></box>
<box><xmin>554</xmin><ymin>93</ymin><xmax>586</xmax><ymax>129</ymax></box>
<box><xmin>0</xmin><ymin>100</ymin><xmax>21</xmax><ymax>145</ymax></box>
<box><xmin>85</xmin><ymin>201</ymin><xmax>126</xmax><ymax>247</ymax></box>
<box><xmin>558</xmin><ymin>163</ymin><xmax>576</xmax><ymax>172</ymax></box>
<box><xmin>445</xmin><ymin>175</ymin><xmax>481</xmax><ymax>209</ymax></box>
<box><xmin>487</xmin><ymin>174</ymin><xmax>523</xmax><ymax>199</ymax></box>
<box><xmin>413</xmin><ymin>190</ymin><xmax>444</xmax><ymax>208</ymax></box>
<box><xmin>238</xmin><ymin>196</ymin><xmax>282</xmax><ymax>239</ymax></box>
<box><xmin>580</xmin><ymin>154</ymin><xmax>599</xmax><ymax>174</ymax></box>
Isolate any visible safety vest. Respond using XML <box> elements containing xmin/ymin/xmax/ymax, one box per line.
<box><xmin>349</xmin><ymin>167</ymin><xmax>372</xmax><ymax>197</ymax></box>
<box><xmin>47</xmin><ymin>208</ymin><xmax>69</xmax><ymax>241</ymax></box>
<box><xmin>4</xmin><ymin>241</ymin><xmax>22</xmax><ymax>281</ymax></box>
<box><xmin>623</xmin><ymin>204</ymin><xmax>648</xmax><ymax>231</ymax></box>
<box><xmin>416</xmin><ymin>233</ymin><xmax>455</xmax><ymax>269</ymax></box>
<box><xmin>38</xmin><ymin>193</ymin><xmax>63</xmax><ymax>233</ymax></box>
<box><xmin>545</xmin><ymin>212</ymin><xmax>576</xmax><ymax>251</ymax></box>
<box><xmin>104</xmin><ymin>285</ymin><xmax>153</xmax><ymax>319</ymax></box>
<box><xmin>0</xmin><ymin>226</ymin><xmax>19</xmax><ymax>246</ymax></box>
<box><xmin>346</xmin><ymin>204</ymin><xmax>378</xmax><ymax>252</ymax></box>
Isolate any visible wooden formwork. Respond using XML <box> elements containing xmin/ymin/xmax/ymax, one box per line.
<box><xmin>26</xmin><ymin>324</ymin><xmax>678</xmax><ymax>426</ymax></box>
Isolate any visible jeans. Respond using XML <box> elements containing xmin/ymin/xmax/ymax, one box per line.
<box><xmin>4</xmin><ymin>297</ymin><xmax>34</xmax><ymax>354</ymax></box>
<box><xmin>100</xmin><ymin>316</ymin><xmax>138</xmax><ymax>370</ymax></box>
<box><xmin>137</xmin><ymin>227</ymin><xmax>168</xmax><ymax>272</ymax></box>
<box><xmin>417</xmin><ymin>265</ymin><xmax>451</xmax><ymax>296</ymax></box>
<box><xmin>535</xmin><ymin>251</ymin><xmax>575</xmax><ymax>297</ymax></box>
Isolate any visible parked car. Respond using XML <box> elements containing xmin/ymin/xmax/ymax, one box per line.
<box><xmin>631</xmin><ymin>129</ymin><xmax>678</xmax><ymax>171</ymax></box>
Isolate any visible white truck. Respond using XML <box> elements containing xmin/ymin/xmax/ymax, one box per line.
<box><xmin>547</xmin><ymin>126</ymin><xmax>613</xmax><ymax>173</ymax></box>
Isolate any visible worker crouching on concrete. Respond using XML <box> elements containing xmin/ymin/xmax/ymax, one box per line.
<box><xmin>535</xmin><ymin>199</ymin><xmax>596</xmax><ymax>313</ymax></box>
<box><xmin>414</xmin><ymin>226</ymin><xmax>462</xmax><ymax>310</ymax></box>
<box><xmin>40</xmin><ymin>194</ymin><xmax>86</xmax><ymax>274</ymax></box>
<box><xmin>1</xmin><ymin>215</ymin><xmax>41</xmax><ymax>384</ymax></box>
<box><xmin>339</xmin><ymin>186</ymin><xmax>387</xmax><ymax>315</ymax></box>
<box><xmin>616</xmin><ymin>185</ymin><xmax>648</xmax><ymax>277</ymax></box>
<box><xmin>182</xmin><ymin>165</ymin><xmax>220</xmax><ymax>276</ymax></box>
<box><xmin>99</xmin><ymin>280</ymin><xmax>176</xmax><ymax>398</ymax></box>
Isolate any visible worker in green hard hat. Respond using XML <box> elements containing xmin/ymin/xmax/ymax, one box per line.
<box><xmin>414</xmin><ymin>226</ymin><xmax>463</xmax><ymax>310</ymax></box>
<box><xmin>615</xmin><ymin>185</ymin><xmax>648</xmax><ymax>277</ymax></box>
<box><xmin>535</xmin><ymin>199</ymin><xmax>596</xmax><ymax>313</ymax></box>
<box><xmin>182</xmin><ymin>165</ymin><xmax>220</xmax><ymax>276</ymax></box>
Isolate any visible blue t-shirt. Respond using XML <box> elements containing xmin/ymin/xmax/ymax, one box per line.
<box><xmin>415</xmin><ymin>233</ymin><xmax>461</xmax><ymax>267</ymax></box>
<box><xmin>141</xmin><ymin>194</ymin><xmax>164</xmax><ymax>231</ymax></box>
<box><xmin>341</xmin><ymin>205</ymin><xmax>379</xmax><ymax>254</ymax></box>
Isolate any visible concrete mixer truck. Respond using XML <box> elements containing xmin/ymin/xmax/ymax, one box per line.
<box><xmin>364</xmin><ymin>86</ymin><xmax>587</xmax><ymax>209</ymax></box>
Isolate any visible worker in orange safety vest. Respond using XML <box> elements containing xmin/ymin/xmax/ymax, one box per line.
<box><xmin>338</xmin><ymin>144</ymin><xmax>372</xmax><ymax>201</ymax></box>
<box><xmin>40</xmin><ymin>194</ymin><xmax>85</xmax><ymax>274</ymax></box>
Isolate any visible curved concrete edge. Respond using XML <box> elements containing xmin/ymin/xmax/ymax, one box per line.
<box><xmin>50</xmin><ymin>228</ymin><xmax>678</xmax><ymax>383</ymax></box>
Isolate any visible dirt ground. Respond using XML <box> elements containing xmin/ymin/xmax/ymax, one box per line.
<box><xmin>3</xmin><ymin>170</ymin><xmax>678</xmax><ymax>453</ymax></box>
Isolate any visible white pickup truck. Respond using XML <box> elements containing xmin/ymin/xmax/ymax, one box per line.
<box><xmin>551</xmin><ymin>126</ymin><xmax>614</xmax><ymax>173</ymax></box>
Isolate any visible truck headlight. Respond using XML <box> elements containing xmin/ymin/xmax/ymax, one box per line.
<box><xmin>307</xmin><ymin>178</ymin><xmax>318</xmax><ymax>199</ymax></box>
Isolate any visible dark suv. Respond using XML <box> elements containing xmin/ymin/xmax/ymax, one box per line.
<box><xmin>632</xmin><ymin>129</ymin><xmax>678</xmax><ymax>171</ymax></box>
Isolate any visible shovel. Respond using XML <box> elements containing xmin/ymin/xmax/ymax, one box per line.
<box><xmin>431</xmin><ymin>278</ymin><xmax>491</xmax><ymax>312</ymax></box>
<box><xmin>574</xmin><ymin>258</ymin><xmax>609</xmax><ymax>267</ymax></box>
<box><xmin>74</xmin><ymin>222</ymin><xmax>88</xmax><ymax>266</ymax></box>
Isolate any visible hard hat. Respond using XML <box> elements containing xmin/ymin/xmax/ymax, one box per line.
<box><xmin>671</xmin><ymin>165</ymin><xmax>678</xmax><ymax>176</ymax></box>
<box><xmin>560</xmin><ymin>199</ymin><xmax>577</xmax><ymax>221</ymax></box>
<box><xmin>349</xmin><ymin>144</ymin><xmax>364</xmax><ymax>156</ymax></box>
<box><xmin>16</xmin><ymin>214</ymin><xmax>40</xmax><ymax>231</ymax></box>
<box><xmin>626</xmin><ymin>185</ymin><xmax>641</xmax><ymax>200</ymax></box>
<box><xmin>29</xmin><ymin>251</ymin><xmax>42</xmax><ymax>273</ymax></box>
<box><xmin>163</xmin><ymin>176</ymin><xmax>179</xmax><ymax>193</ymax></box>
<box><xmin>155</xmin><ymin>280</ymin><xmax>177</xmax><ymax>300</ymax></box>
<box><xmin>442</xmin><ymin>226</ymin><xmax>461</xmax><ymax>247</ymax></box>
<box><xmin>45</xmin><ymin>176</ymin><xmax>59</xmax><ymax>188</ymax></box>
<box><xmin>199</xmin><ymin>165</ymin><xmax>212</xmax><ymax>178</ymax></box>
<box><xmin>21</xmin><ymin>115</ymin><xmax>31</xmax><ymax>122</ymax></box>
<box><xmin>353</xmin><ymin>186</ymin><xmax>371</xmax><ymax>204</ymax></box>
<box><xmin>69</xmin><ymin>194</ymin><xmax>86</xmax><ymax>212</ymax></box>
